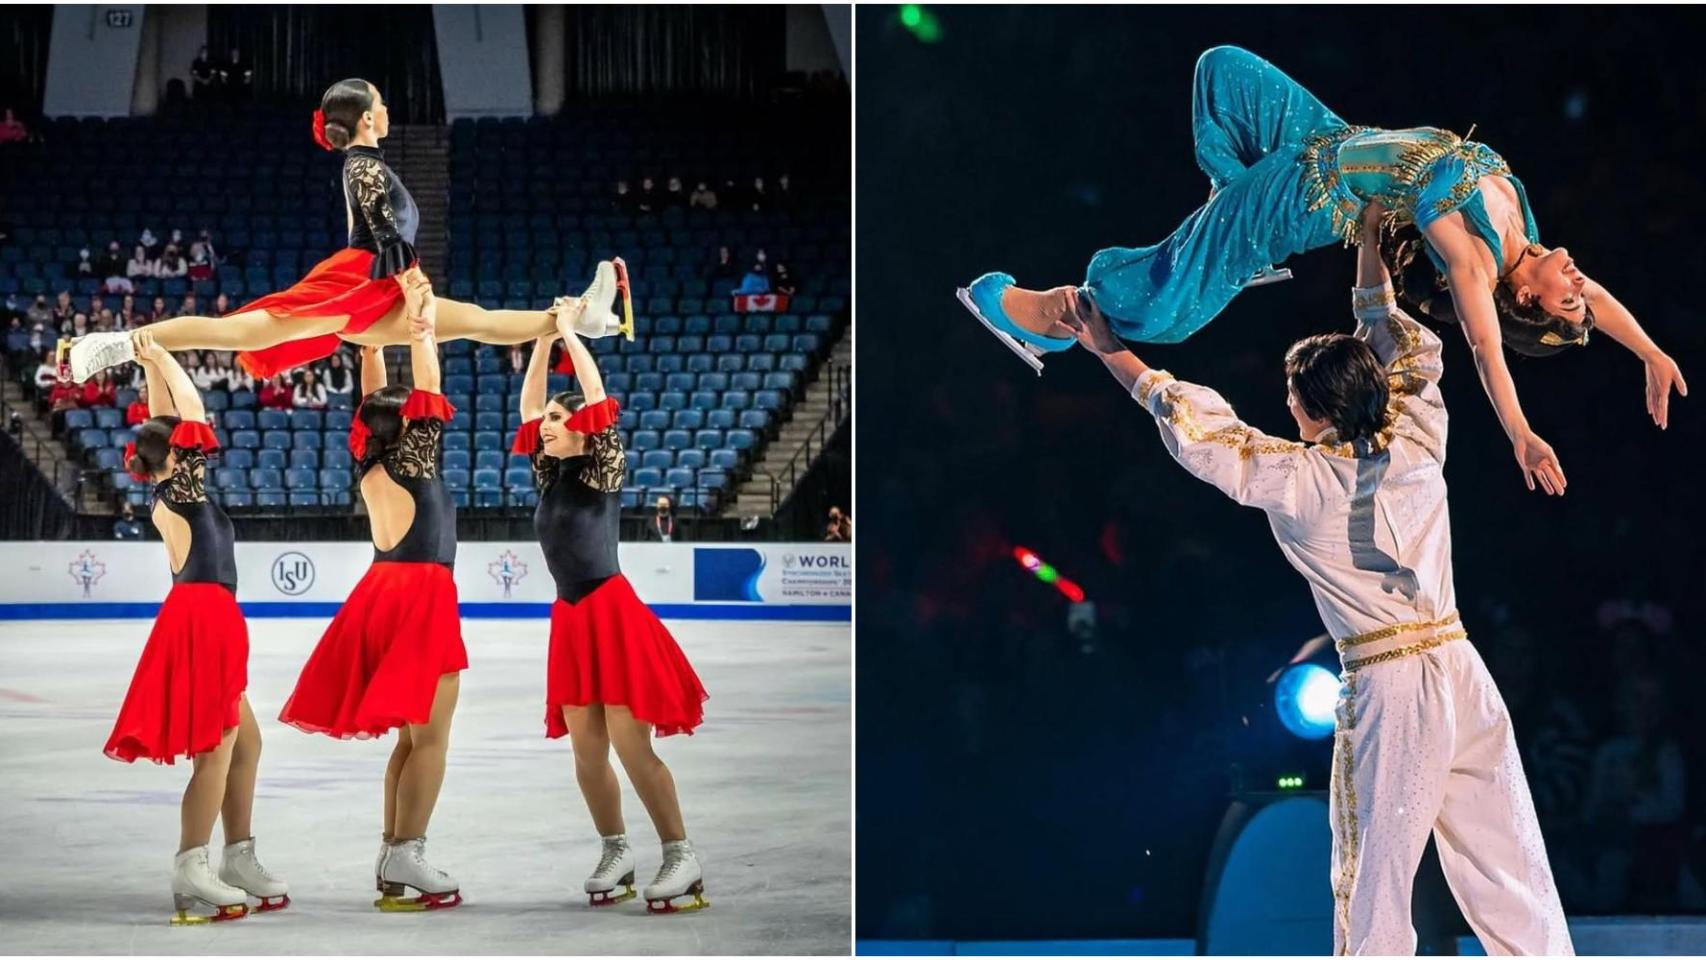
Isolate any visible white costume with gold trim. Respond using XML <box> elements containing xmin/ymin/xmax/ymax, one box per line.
<box><xmin>1132</xmin><ymin>282</ymin><xmax>1572</xmax><ymax>955</ymax></box>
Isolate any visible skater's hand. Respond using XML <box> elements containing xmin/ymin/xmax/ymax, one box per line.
<box><xmin>1512</xmin><ymin>429</ymin><xmax>1566</xmax><ymax>496</ymax></box>
<box><xmin>409</xmin><ymin>287</ymin><xmax>438</xmax><ymax>341</ymax></box>
<box><xmin>1360</xmin><ymin>199</ymin><xmax>1388</xmax><ymax>230</ymax></box>
<box><xmin>1071</xmin><ymin>293</ymin><xmax>1125</xmax><ymax>356</ymax></box>
<box><xmin>131</xmin><ymin>329</ymin><xmax>166</xmax><ymax>364</ymax></box>
<box><xmin>1644</xmin><ymin>351</ymin><xmax>1687</xmax><ymax>430</ymax></box>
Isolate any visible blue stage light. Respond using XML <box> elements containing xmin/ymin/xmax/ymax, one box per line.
<box><xmin>1274</xmin><ymin>663</ymin><xmax>1340</xmax><ymax>740</ymax></box>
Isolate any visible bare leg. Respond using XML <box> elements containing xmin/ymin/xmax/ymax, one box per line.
<box><xmin>138</xmin><ymin>309</ymin><xmax>351</xmax><ymax>352</ymax></box>
<box><xmin>563</xmin><ymin>705</ymin><xmax>625</xmax><ymax>836</ymax></box>
<box><xmin>998</xmin><ymin>285</ymin><xmax>1085</xmax><ymax>340</ymax></box>
<box><xmin>606</xmin><ymin>706</ymin><xmax>686</xmax><ymax>843</ymax></box>
<box><xmin>219</xmin><ymin>697</ymin><xmax>261</xmax><ymax>844</ymax></box>
<box><xmin>179</xmin><ymin>726</ymin><xmax>238</xmax><ymax>852</ymax></box>
<box><xmin>394</xmin><ymin>673</ymin><xmax>459</xmax><ymax>840</ymax></box>
<box><xmin>384</xmin><ymin>726</ymin><xmax>413</xmax><ymax>841</ymax></box>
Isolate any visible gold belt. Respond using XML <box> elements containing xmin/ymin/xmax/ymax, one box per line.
<box><xmin>1336</xmin><ymin>612</ymin><xmax>1466</xmax><ymax>673</ymax></box>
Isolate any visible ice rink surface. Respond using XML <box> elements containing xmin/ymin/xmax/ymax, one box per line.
<box><xmin>0</xmin><ymin>616</ymin><xmax>850</xmax><ymax>955</ymax></box>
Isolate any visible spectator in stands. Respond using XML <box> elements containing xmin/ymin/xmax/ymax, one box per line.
<box><xmin>198</xmin><ymin>350</ymin><xmax>233</xmax><ymax>392</ymax></box>
<box><xmin>825</xmin><ymin>506</ymin><xmax>851</xmax><ymax>542</ymax></box>
<box><xmin>649</xmin><ymin>496</ymin><xmax>676</xmax><ymax>542</ymax></box>
<box><xmin>186</xmin><ymin>241</ymin><xmax>215</xmax><ymax>283</ymax></box>
<box><xmin>213</xmin><ymin>292</ymin><xmax>231</xmax><ymax>317</ymax></box>
<box><xmin>139</xmin><ymin>227</ymin><xmax>160</xmax><ymax>259</ymax></box>
<box><xmin>118</xmin><ymin>294</ymin><xmax>141</xmax><ymax>329</ymax></box>
<box><xmin>112</xmin><ymin>502</ymin><xmax>144</xmax><ymax>540</ymax></box>
<box><xmin>614</xmin><ymin>180</ymin><xmax>634</xmax><ymax>213</ymax></box>
<box><xmin>198</xmin><ymin>227</ymin><xmax>219</xmax><ymax>265</ymax></box>
<box><xmin>99</xmin><ymin>241</ymin><xmax>132</xmax><ymax>294</ymax></box>
<box><xmin>125</xmin><ymin>244</ymin><xmax>154</xmax><ymax>281</ymax></box>
<box><xmin>178</xmin><ymin>292</ymin><xmax>198</xmax><ymax>317</ymax></box>
<box><xmin>155</xmin><ymin>244</ymin><xmax>186</xmax><ymax>279</ymax></box>
<box><xmin>89</xmin><ymin>293</ymin><xmax>105</xmax><ymax>319</ymax></box>
<box><xmin>637</xmin><ymin>176</ymin><xmax>659</xmax><ymax>213</ymax></box>
<box><xmin>322</xmin><ymin>350</ymin><xmax>355</xmax><ymax>397</ymax></box>
<box><xmin>82</xmin><ymin>369</ymin><xmax>118</xmax><ymax>408</ymax></box>
<box><xmin>26</xmin><ymin>294</ymin><xmax>51</xmax><ymax>329</ymax></box>
<box><xmin>67</xmin><ymin>313</ymin><xmax>89</xmax><ymax>339</ymax></box>
<box><xmin>34</xmin><ymin>350</ymin><xmax>59</xmax><ymax>393</ymax></box>
<box><xmin>690</xmin><ymin>180</ymin><xmax>718</xmax><ymax>210</ymax></box>
<box><xmin>507</xmin><ymin>343</ymin><xmax>527</xmax><ymax>374</ymax></box>
<box><xmin>51</xmin><ymin>291</ymin><xmax>74</xmax><ymax>327</ymax></box>
<box><xmin>126</xmin><ymin>386</ymin><xmax>152</xmax><ymax>426</ymax></box>
<box><xmin>259</xmin><ymin>374</ymin><xmax>294</xmax><ymax>411</ymax></box>
<box><xmin>736</xmin><ymin>259</ymin><xmax>772</xmax><ymax>295</ymax></box>
<box><xmin>49</xmin><ymin>376</ymin><xmax>82</xmax><ymax>421</ymax></box>
<box><xmin>772</xmin><ymin>262</ymin><xmax>798</xmax><ymax>298</ymax></box>
<box><xmin>191</xmin><ymin>45</ymin><xmax>216</xmax><ymax>100</ymax></box>
<box><xmin>228</xmin><ymin>359</ymin><xmax>256</xmax><ymax>395</ymax></box>
<box><xmin>710</xmin><ymin>246</ymin><xmax>739</xmax><ymax>286</ymax></box>
<box><xmin>0</xmin><ymin>108</ymin><xmax>28</xmax><ymax>146</ymax></box>
<box><xmin>665</xmin><ymin>176</ymin><xmax>688</xmax><ymax>209</ymax></box>
<box><xmin>148</xmin><ymin>295</ymin><xmax>170</xmax><ymax>323</ymax></box>
<box><xmin>224</xmin><ymin>48</ymin><xmax>253</xmax><ymax>103</ymax></box>
<box><xmin>293</xmin><ymin>369</ymin><xmax>328</xmax><ymax>410</ymax></box>
<box><xmin>93</xmin><ymin>310</ymin><xmax>115</xmax><ymax>333</ymax></box>
<box><xmin>73</xmin><ymin>247</ymin><xmax>94</xmax><ymax>278</ymax></box>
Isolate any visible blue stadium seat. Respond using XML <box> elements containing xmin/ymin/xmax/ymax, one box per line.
<box><xmin>442</xmin><ymin>468</ymin><xmax>470</xmax><ymax>491</ymax></box>
<box><xmin>726</xmin><ymin>430</ymin><xmax>756</xmax><ymax>451</ymax></box>
<box><xmin>639</xmin><ymin>410</ymin><xmax>670</xmax><ymax>431</ymax></box>
<box><xmin>322</xmin><ymin>448</ymin><xmax>353</xmax><ymax>470</ymax></box>
<box><xmin>694</xmin><ymin>429</ymin><xmax>724</xmax><ymax>451</ymax></box>
<box><xmin>203</xmin><ymin>391</ymin><xmax>229</xmax><ymax>412</ymax></box>
<box><xmin>635</xmin><ymin>372</ymin><xmax>665</xmax><ymax>393</ymax></box>
<box><xmin>76</xmin><ymin>429</ymin><xmax>108</xmax><ymax>451</ymax></box>
<box><xmin>444</xmin><ymin>374</ymin><xmax>474</xmax><ymax>395</ymax></box>
<box><xmin>709</xmin><ymin>449</ymin><xmax>740</xmax><ymax>471</ymax></box>
<box><xmin>715</xmin><ymin>354</ymin><xmax>745</xmax><ymax>373</ymax></box>
<box><xmin>319</xmin><ymin>469</ymin><xmax>352</xmax><ymax>494</ymax></box>
<box><xmin>633</xmin><ymin>467</ymin><xmax>663</xmax><ymax>488</ymax></box>
<box><xmin>232</xmin><ymin>430</ymin><xmax>260</xmax><ymax>450</ymax></box>
<box><xmin>627</xmin><ymin>392</ymin><xmax>656</xmax><ymax>412</ymax></box>
<box><xmin>747</xmin><ymin>353</ymin><xmax>776</xmax><ymax>373</ymax></box>
<box><xmin>666</xmin><ymin>467</ymin><xmax>696</xmax><ymax>490</ymax></box>
<box><xmin>258</xmin><ymin>410</ymin><xmax>288</xmax><ymax>431</ymax></box>
<box><xmin>285</xmin><ymin>468</ymin><xmax>317</xmax><ymax>490</ymax></box>
<box><xmin>755</xmin><ymin>390</ymin><xmax>784</xmax><ymax>411</ymax></box>
<box><xmin>250</xmin><ymin>468</ymin><xmax>284</xmax><ymax>491</ymax></box>
<box><xmin>685</xmin><ymin>354</ymin><xmax>714</xmax><ymax>374</ymax></box>
<box><xmin>475</xmin><ymin>450</ymin><xmax>505</xmax><ymax>471</ymax></box>
<box><xmin>632</xmin><ymin>431</ymin><xmax>660</xmax><ymax>452</ymax></box>
<box><xmin>257</xmin><ymin>449</ymin><xmax>287</xmax><ymax>471</ymax></box>
<box><xmin>662</xmin><ymin>429</ymin><xmax>691</xmax><ymax>451</ymax></box>
<box><xmin>289</xmin><ymin>449</ymin><xmax>321</xmax><ymax>470</ymax></box>
<box><xmin>736</xmin><ymin>334</ymin><xmax>763</xmax><ymax>353</ymax></box>
<box><xmin>779</xmin><ymin>354</ymin><xmax>810</xmax><ymax>373</ymax></box>
<box><xmin>230</xmin><ymin>390</ymin><xmax>257</xmax><ymax>409</ymax></box>
<box><xmin>676</xmin><ymin>449</ymin><xmax>707</xmax><ymax>471</ymax></box>
<box><xmin>649</xmin><ymin>336</ymin><xmax>676</xmax><ymax>355</ymax></box>
<box><xmin>64</xmin><ymin>410</ymin><xmax>94</xmax><ymax>431</ymax></box>
<box><xmin>739</xmin><ymin>409</ymin><xmax>771</xmax><ymax>432</ymax></box>
<box><xmin>697</xmin><ymin>372</ymin><xmax>729</xmax><ymax>393</ymax></box>
<box><xmin>763</xmin><ymin>372</ymin><xmax>797</xmax><ymax>393</ymax></box>
<box><xmin>444</xmin><ymin>432</ymin><xmax>470</xmax><ymax>451</ymax></box>
<box><xmin>655</xmin><ymin>354</ymin><xmax>685</xmax><ymax>374</ymax></box>
<box><xmin>224</xmin><ymin>410</ymin><xmax>256</xmax><ymax>430</ymax></box>
<box><xmin>292</xmin><ymin>430</ymin><xmax>323</xmax><ymax>450</ymax></box>
<box><xmin>93</xmin><ymin>447</ymin><xmax>124</xmax><ymax>470</ymax></box>
<box><xmin>678</xmin><ymin>335</ymin><xmax>705</xmax><ymax>354</ymax></box>
<box><xmin>474</xmin><ymin>430</ymin><xmax>502</xmax><ymax>451</ymax></box>
<box><xmin>699</xmin><ymin>468</ymin><xmax>729</xmax><ymax>490</ymax></box>
<box><xmin>94</xmin><ymin>408</ymin><xmax>123</xmax><ymax>429</ymax></box>
<box><xmin>723</xmin><ymin>391</ymin><xmax>751</xmax><ymax>411</ymax></box>
<box><xmin>223</xmin><ymin>491</ymin><xmax>255</xmax><ymax>507</ymax></box>
<box><xmin>224</xmin><ymin>449</ymin><xmax>255</xmax><ymax>470</ymax></box>
<box><xmin>476</xmin><ymin>375</ymin><xmax>506</xmax><ymax>395</ymax></box>
<box><xmin>325</xmin><ymin>410</ymin><xmax>354</xmax><ymax>432</ymax></box>
<box><xmin>658</xmin><ymin>391</ymin><xmax>687</xmax><ymax>412</ymax></box>
<box><xmin>641</xmin><ymin>450</ymin><xmax>674</xmax><ymax>471</ymax></box>
<box><xmin>444</xmin><ymin>450</ymin><xmax>471</xmax><ymax>472</ymax></box>
<box><xmin>473</xmin><ymin>468</ymin><xmax>502</xmax><ymax>491</ymax></box>
<box><xmin>475</xmin><ymin>411</ymin><xmax>504</xmax><ymax>432</ymax></box>
<box><xmin>504</xmin><ymin>467</ymin><xmax>531</xmax><ymax>490</ymax></box>
<box><xmin>215</xmin><ymin>468</ymin><xmax>247</xmax><ymax>491</ymax></box>
<box><xmin>665</xmin><ymin>373</ymin><xmax>696</xmax><ymax>393</ymax></box>
<box><xmin>805</xmin><ymin>314</ymin><xmax>834</xmax><ymax>333</ymax></box>
<box><xmin>672</xmin><ymin>410</ymin><xmax>704</xmax><ymax>431</ymax></box>
<box><xmin>290</xmin><ymin>410</ymin><xmax>323</xmax><ymax>431</ymax></box>
<box><xmin>730</xmin><ymin>372</ymin><xmax>762</xmax><ymax>392</ymax></box>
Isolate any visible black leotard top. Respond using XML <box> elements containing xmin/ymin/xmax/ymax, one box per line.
<box><xmin>523</xmin><ymin>400</ymin><xmax>626</xmax><ymax>603</ymax></box>
<box><xmin>151</xmin><ymin>425</ymin><xmax>237</xmax><ymax>592</ymax></box>
<box><xmin>361</xmin><ymin>391</ymin><xmax>456</xmax><ymax>568</ymax></box>
<box><xmin>343</xmin><ymin>144</ymin><xmax>419</xmax><ymax>280</ymax></box>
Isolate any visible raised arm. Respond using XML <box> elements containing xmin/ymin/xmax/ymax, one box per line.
<box><xmin>133</xmin><ymin>330</ymin><xmax>202</xmax><ymax>422</ymax></box>
<box><xmin>408</xmin><ymin>284</ymin><xmax>441</xmax><ymax>394</ymax></box>
<box><xmin>519</xmin><ymin>334</ymin><xmax>555</xmax><ymax>421</ymax></box>
<box><xmin>359</xmin><ymin>344</ymin><xmax>386</xmax><ymax>397</ymax></box>
<box><xmin>1581</xmin><ymin>279</ymin><xmax>1687</xmax><ymax>429</ymax></box>
<box><xmin>554</xmin><ymin>305</ymin><xmax>607</xmax><ymax>405</ymax></box>
<box><xmin>1424</xmin><ymin>219</ymin><xmax>1565</xmax><ymax>495</ymax></box>
<box><xmin>1075</xmin><ymin>296</ymin><xmax>1303</xmax><ymax>515</ymax></box>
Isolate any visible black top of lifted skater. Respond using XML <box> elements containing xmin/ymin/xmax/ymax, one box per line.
<box><xmin>364</xmin><ymin>409</ymin><xmax>457</xmax><ymax>569</ymax></box>
<box><xmin>155</xmin><ymin>446</ymin><xmax>238</xmax><ymax>591</ymax></box>
<box><xmin>343</xmin><ymin>144</ymin><xmax>419</xmax><ymax>280</ymax></box>
<box><xmin>532</xmin><ymin>417</ymin><xmax>626</xmax><ymax>602</ymax></box>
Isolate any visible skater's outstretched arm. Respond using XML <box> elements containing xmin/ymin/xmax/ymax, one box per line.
<box><xmin>135</xmin><ymin>331</ymin><xmax>204</xmax><ymax>423</ymax></box>
<box><xmin>1352</xmin><ymin>214</ymin><xmax>1447</xmax><ymax>461</ymax></box>
<box><xmin>518</xmin><ymin>334</ymin><xmax>555</xmax><ymax>422</ymax></box>
<box><xmin>407</xmin><ymin>285</ymin><xmax>441</xmax><ymax>394</ymax></box>
<box><xmin>1075</xmin><ymin>297</ymin><xmax>1304</xmax><ymax>515</ymax></box>
<box><xmin>359</xmin><ymin>344</ymin><xmax>386</xmax><ymax>398</ymax></box>
<box><xmin>1425</xmin><ymin>221</ymin><xmax>1565</xmax><ymax>495</ymax></box>
<box><xmin>553</xmin><ymin>310</ymin><xmax>607</xmax><ymax>406</ymax></box>
<box><xmin>135</xmin><ymin>332</ymin><xmax>177</xmax><ymax>418</ymax></box>
<box><xmin>1578</xmin><ymin>281</ymin><xmax>1687</xmax><ymax>429</ymax></box>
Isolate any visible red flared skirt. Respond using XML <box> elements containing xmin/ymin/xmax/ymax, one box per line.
<box><xmin>279</xmin><ymin>562</ymin><xmax>468</xmax><ymax>739</ymax></box>
<box><xmin>235</xmin><ymin>248</ymin><xmax>404</xmax><ymax>380</ymax></box>
<box><xmin>544</xmin><ymin>575</ymin><xmax>708</xmax><ymax>739</ymax></box>
<box><xmin>105</xmin><ymin>583</ymin><xmax>249</xmax><ymax>765</ymax></box>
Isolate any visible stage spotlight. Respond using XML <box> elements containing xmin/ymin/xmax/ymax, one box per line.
<box><xmin>897</xmin><ymin>4</ymin><xmax>942</xmax><ymax>43</ymax></box>
<box><xmin>1274</xmin><ymin>663</ymin><xmax>1340</xmax><ymax>740</ymax></box>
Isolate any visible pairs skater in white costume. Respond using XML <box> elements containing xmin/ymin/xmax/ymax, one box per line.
<box><xmin>1072</xmin><ymin>200</ymin><xmax>1573</xmax><ymax>954</ymax></box>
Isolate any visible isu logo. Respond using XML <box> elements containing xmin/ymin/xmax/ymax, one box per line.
<box><xmin>68</xmin><ymin>550</ymin><xmax>107</xmax><ymax>598</ymax></box>
<box><xmin>488</xmin><ymin>550</ymin><xmax>528</xmax><ymax>599</ymax></box>
<box><xmin>782</xmin><ymin>553</ymin><xmax>797</xmax><ymax>569</ymax></box>
<box><xmin>271</xmin><ymin>552</ymin><xmax>315</xmax><ymax>596</ymax></box>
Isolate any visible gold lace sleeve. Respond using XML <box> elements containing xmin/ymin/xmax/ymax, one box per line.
<box><xmin>385</xmin><ymin>419</ymin><xmax>442</xmax><ymax>479</ymax></box>
<box><xmin>576</xmin><ymin>426</ymin><xmax>627</xmax><ymax>493</ymax></box>
<box><xmin>345</xmin><ymin>154</ymin><xmax>402</xmax><ymax>248</ymax></box>
<box><xmin>161</xmin><ymin>447</ymin><xmax>209</xmax><ymax>504</ymax></box>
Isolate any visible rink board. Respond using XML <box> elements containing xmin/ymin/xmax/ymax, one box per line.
<box><xmin>0</xmin><ymin>541</ymin><xmax>850</xmax><ymax>621</ymax></box>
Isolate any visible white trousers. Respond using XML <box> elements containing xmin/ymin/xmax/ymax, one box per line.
<box><xmin>1329</xmin><ymin>638</ymin><xmax>1573</xmax><ymax>955</ymax></box>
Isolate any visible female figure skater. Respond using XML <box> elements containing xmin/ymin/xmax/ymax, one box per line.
<box><xmin>63</xmin><ymin>78</ymin><xmax>629</xmax><ymax>383</ymax></box>
<box><xmin>106</xmin><ymin>329</ymin><xmax>289</xmax><ymax>924</ymax></box>
<box><xmin>961</xmin><ymin>45</ymin><xmax>1685</xmax><ymax>494</ymax></box>
<box><xmin>275</xmin><ymin>279</ymin><xmax>467</xmax><ymax>911</ymax></box>
<box><xmin>511</xmin><ymin>306</ymin><xmax>711</xmax><ymax>914</ymax></box>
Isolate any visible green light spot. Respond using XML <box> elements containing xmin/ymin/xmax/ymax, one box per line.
<box><xmin>1035</xmin><ymin>565</ymin><xmax>1058</xmax><ymax>584</ymax></box>
<box><xmin>899</xmin><ymin>5</ymin><xmax>923</xmax><ymax>28</ymax></box>
<box><xmin>916</xmin><ymin>14</ymin><xmax>942</xmax><ymax>43</ymax></box>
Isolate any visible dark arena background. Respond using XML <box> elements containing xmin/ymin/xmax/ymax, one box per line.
<box><xmin>857</xmin><ymin>5</ymin><xmax>1706</xmax><ymax>956</ymax></box>
<box><xmin>0</xmin><ymin>4</ymin><xmax>849</xmax><ymax>955</ymax></box>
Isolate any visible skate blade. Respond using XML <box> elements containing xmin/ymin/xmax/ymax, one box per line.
<box><xmin>375</xmin><ymin>890</ymin><xmax>462</xmax><ymax>912</ymax></box>
<box><xmin>1244</xmin><ymin>266</ymin><xmax>1294</xmax><ymax>288</ymax></box>
<box><xmin>646</xmin><ymin>881</ymin><xmax>709</xmax><ymax>915</ymax></box>
<box><xmin>252</xmin><ymin>894</ymin><xmax>290</xmax><ymax>912</ymax></box>
<box><xmin>613</xmin><ymin>257</ymin><xmax>634</xmax><ymax>341</ymax></box>
<box><xmin>588</xmin><ymin>885</ymin><xmax>637</xmax><ymax>907</ymax></box>
<box><xmin>955</xmin><ymin>287</ymin><xmax>1045</xmax><ymax>376</ymax></box>
<box><xmin>170</xmin><ymin>902</ymin><xmax>247</xmax><ymax>925</ymax></box>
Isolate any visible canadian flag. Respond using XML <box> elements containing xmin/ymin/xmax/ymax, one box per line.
<box><xmin>732</xmin><ymin>293</ymin><xmax>791</xmax><ymax>313</ymax></box>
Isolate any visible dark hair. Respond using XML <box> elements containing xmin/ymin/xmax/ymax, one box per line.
<box><xmin>128</xmin><ymin>415</ymin><xmax>181</xmax><ymax>479</ymax></box>
<box><xmin>357</xmin><ymin>385</ymin><xmax>410</xmax><ymax>467</ymax></box>
<box><xmin>1284</xmin><ymin>334</ymin><xmax>1390</xmax><ymax>445</ymax></box>
<box><xmin>319</xmin><ymin>78</ymin><xmax>374</xmax><ymax>151</ymax></box>
<box><xmin>1380</xmin><ymin>225</ymin><xmax>1594</xmax><ymax>358</ymax></box>
<box><xmin>547</xmin><ymin>389</ymin><xmax>588</xmax><ymax>416</ymax></box>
